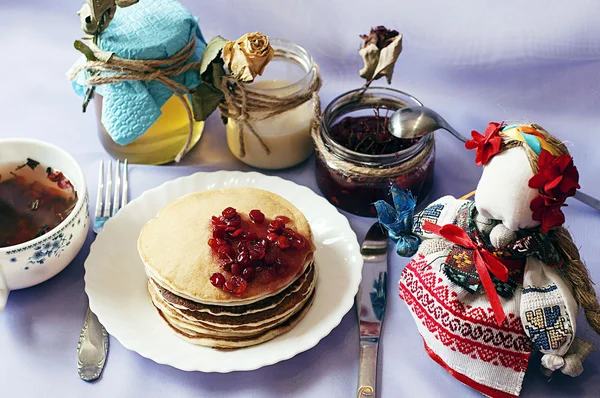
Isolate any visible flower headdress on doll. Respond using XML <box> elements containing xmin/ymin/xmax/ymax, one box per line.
<box><xmin>466</xmin><ymin>122</ymin><xmax>600</xmax><ymax>335</ymax></box>
<box><xmin>466</xmin><ymin>122</ymin><xmax>580</xmax><ymax>234</ymax></box>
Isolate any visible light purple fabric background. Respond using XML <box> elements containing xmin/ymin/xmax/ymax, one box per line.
<box><xmin>1</xmin><ymin>1</ymin><xmax>600</xmax><ymax>396</ymax></box>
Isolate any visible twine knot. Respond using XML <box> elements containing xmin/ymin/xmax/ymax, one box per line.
<box><xmin>219</xmin><ymin>66</ymin><xmax>322</xmax><ymax>157</ymax></box>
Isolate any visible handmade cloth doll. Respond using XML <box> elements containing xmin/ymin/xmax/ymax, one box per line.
<box><xmin>375</xmin><ymin>123</ymin><xmax>599</xmax><ymax>397</ymax></box>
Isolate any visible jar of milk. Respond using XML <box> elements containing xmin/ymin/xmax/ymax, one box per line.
<box><xmin>225</xmin><ymin>39</ymin><xmax>319</xmax><ymax>170</ymax></box>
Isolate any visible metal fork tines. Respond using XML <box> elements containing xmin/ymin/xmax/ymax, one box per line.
<box><xmin>78</xmin><ymin>158</ymin><xmax>128</xmax><ymax>382</ymax></box>
<box><xmin>94</xmin><ymin>159</ymin><xmax>128</xmax><ymax>233</ymax></box>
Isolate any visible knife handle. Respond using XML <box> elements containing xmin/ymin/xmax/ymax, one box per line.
<box><xmin>357</xmin><ymin>339</ymin><xmax>379</xmax><ymax>398</ymax></box>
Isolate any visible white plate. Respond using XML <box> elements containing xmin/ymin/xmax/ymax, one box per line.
<box><xmin>85</xmin><ymin>171</ymin><xmax>363</xmax><ymax>373</ymax></box>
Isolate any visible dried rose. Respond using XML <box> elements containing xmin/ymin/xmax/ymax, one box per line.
<box><xmin>360</xmin><ymin>26</ymin><xmax>400</xmax><ymax>49</ymax></box>
<box><xmin>359</xmin><ymin>26</ymin><xmax>403</xmax><ymax>84</ymax></box>
<box><xmin>222</xmin><ymin>32</ymin><xmax>275</xmax><ymax>82</ymax></box>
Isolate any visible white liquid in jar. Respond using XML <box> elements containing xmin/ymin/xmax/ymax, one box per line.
<box><xmin>226</xmin><ymin>80</ymin><xmax>314</xmax><ymax>170</ymax></box>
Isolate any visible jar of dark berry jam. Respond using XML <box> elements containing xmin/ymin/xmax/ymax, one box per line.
<box><xmin>313</xmin><ymin>87</ymin><xmax>435</xmax><ymax>217</ymax></box>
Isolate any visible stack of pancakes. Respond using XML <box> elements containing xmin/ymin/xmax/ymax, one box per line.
<box><xmin>138</xmin><ymin>188</ymin><xmax>317</xmax><ymax>349</ymax></box>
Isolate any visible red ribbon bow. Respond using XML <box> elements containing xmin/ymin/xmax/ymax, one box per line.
<box><xmin>422</xmin><ymin>221</ymin><xmax>509</xmax><ymax>326</ymax></box>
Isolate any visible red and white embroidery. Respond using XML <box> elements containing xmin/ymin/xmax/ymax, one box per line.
<box><xmin>399</xmin><ymin>255</ymin><xmax>531</xmax><ymax>397</ymax></box>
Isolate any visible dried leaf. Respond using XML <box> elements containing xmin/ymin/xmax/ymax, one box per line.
<box><xmin>199</xmin><ymin>36</ymin><xmax>227</xmax><ymax>76</ymax></box>
<box><xmin>73</xmin><ymin>39</ymin><xmax>113</xmax><ymax>62</ymax></box>
<box><xmin>26</xmin><ymin>158</ymin><xmax>40</xmax><ymax>170</ymax></box>
<box><xmin>202</xmin><ymin>58</ymin><xmax>226</xmax><ymax>88</ymax></box>
<box><xmin>191</xmin><ymin>83</ymin><xmax>224</xmax><ymax>121</ymax></box>
<box><xmin>73</xmin><ymin>40</ymin><xmax>97</xmax><ymax>61</ymax></box>
<box><xmin>372</xmin><ymin>34</ymin><xmax>403</xmax><ymax>84</ymax></box>
<box><xmin>358</xmin><ymin>43</ymin><xmax>380</xmax><ymax>81</ymax></box>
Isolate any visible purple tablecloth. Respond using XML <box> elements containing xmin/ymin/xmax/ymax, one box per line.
<box><xmin>1</xmin><ymin>1</ymin><xmax>599</xmax><ymax>396</ymax></box>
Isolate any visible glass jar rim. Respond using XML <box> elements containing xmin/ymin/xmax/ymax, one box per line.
<box><xmin>320</xmin><ymin>86</ymin><xmax>431</xmax><ymax>166</ymax></box>
<box><xmin>241</xmin><ymin>38</ymin><xmax>315</xmax><ymax>93</ymax></box>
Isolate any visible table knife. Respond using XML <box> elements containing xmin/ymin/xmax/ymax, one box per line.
<box><xmin>356</xmin><ymin>223</ymin><xmax>389</xmax><ymax>398</ymax></box>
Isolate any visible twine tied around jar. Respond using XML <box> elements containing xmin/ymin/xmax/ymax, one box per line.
<box><xmin>311</xmin><ymin>110</ymin><xmax>434</xmax><ymax>179</ymax></box>
<box><xmin>219</xmin><ymin>66</ymin><xmax>322</xmax><ymax>158</ymax></box>
<box><xmin>68</xmin><ymin>35</ymin><xmax>202</xmax><ymax>163</ymax></box>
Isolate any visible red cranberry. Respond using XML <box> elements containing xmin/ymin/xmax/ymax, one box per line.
<box><xmin>266</xmin><ymin>232</ymin><xmax>279</xmax><ymax>242</ymax></box>
<box><xmin>264</xmin><ymin>253</ymin><xmax>277</xmax><ymax>266</ymax></box>
<box><xmin>283</xmin><ymin>228</ymin><xmax>300</xmax><ymax>239</ymax></box>
<box><xmin>223</xmin><ymin>280</ymin><xmax>235</xmax><ymax>293</ymax></box>
<box><xmin>249</xmin><ymin>209</ymin><xmax>265</xmax><ymax>224</ymax></box>
<box><xmin>275</xmin><ymin>215</ymin><xmax>290</xmax><ymax>224</ymax></box>
<box><xmin>231</xmin><ymin>263</ymin><xmax>242</xmax><ymax>276</ymax></box>
<box><xmin>207</xmin><ymin>238</ymin><xmax>218</xmax><ymax>249</ymax></box>
<box><xmin>217</xmin><ymin>245</ymin><xmax>234</xmax><ymax>260</ymax></box>
<box><xmin>292</xmin><ymin>237</ymin><xmax>306</xmax><ymax>249</ymax></box>
<box><xmin>229</xmin><ymin>275</ymin><xmax>247</xmax><ymax>295</ymax></box>
<box><xmin>221</xmin><ymin>262</ymin><xmax>232</xmax><ymax>272</ymax></box>
<box><xmin>225</xmin><ymin>215</ymin><xmax>241</xmax><ymax>228</ymax></box>
<box><xmin>222</xmin><ymin>207</ymin><xmax>238</xmax><ymax>219</ymax></box>
<box><xmin>210</xmin><ymin>273</ymin><xmax>225</xmax><ymax>287</ymax></box>
<box><xmin>249</xmin><ymin>246</ymin><xmax>266</xmax><ymax>260</ymax></box>
<box><xmin>237</xmin><ymin>250</ymin><xmax>250</xmax><ymax>266</ymax></box>
<box><xmin>267</xmin><ymin>220</ymin><xmax>284</xmax><ymax>234</ymax></box>
<box><xmin>243</xmin><ymin>232</ymin><xmax>258</xmax><ymax>242</ymax></box>
<box><xmin>277</xmin><ymin>236</ymin><xmax>291</xmax><ymax>249</ymax></box>
<box><xmin>242</xmin><ymin>267</ymin><xmax>255</xmax><ymax>281</ymax></box>
<box><xmin>213</xmin><ymin>224</ymin><xmax>227</xmax><ymax>239</ymax></box>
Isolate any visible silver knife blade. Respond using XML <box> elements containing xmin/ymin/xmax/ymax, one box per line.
<box><xmin>356</xmin><ymin>222</ymin><xmax>388</xmax><ymax>398</ymax></box>
<box><xmin>357</xmin><ymin>222</ymin><xmax>389</xmax><ymax>336</ymax></box>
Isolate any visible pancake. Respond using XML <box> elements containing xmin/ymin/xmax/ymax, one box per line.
<box><xmin>138</xmin><ymin>188</ymin><xmax>316</xmax><ymax>306</ymax></box>
<box><xmin>156</xmin><ymin>291</ymin><xmax>316</xmax><ymax>349</ymax></box>
<box><xmin>149</xmin><ymin>272</ymin><xmax>315</xmax><ymax>338</ymax></box>
<box><xmin>153</xmin><ymin>262</ymin><xmax>315</xmax><ymax>318</ymax></box>
<box><xmin>148</xmin><ymin>263</ymin><xmax>316</xmax><ymax>336</ymax></box>
<box><xmin>139</xmin><ymin>188</ymin><xmax>318</xmax><ymax>349</ymax></box>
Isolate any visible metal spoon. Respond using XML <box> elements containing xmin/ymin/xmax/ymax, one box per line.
<box><xmin>388</xmin><ymin>106</ymin><xmax>600</xmax><ymax>211</ymax></box>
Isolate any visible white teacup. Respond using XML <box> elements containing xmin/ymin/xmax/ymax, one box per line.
<box><xmin>0</xmin><ymin>139</ymin><xmax>89</xmax><ymax>311</ymax></box>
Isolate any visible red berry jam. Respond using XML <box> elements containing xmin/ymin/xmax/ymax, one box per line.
<box><xmin>315</xmin><ymin>151</ymin><xmax>434</xmax><ymax>217</ymax></box>
<box><xmin>315</xmin><ymin>87</ymin><xmax>435</xmax><ymax>217</ymax></box>
<box><xmin>207</xmin><ymin>207</ymin><xmax>310</xmax><ymax>295</ymax></box>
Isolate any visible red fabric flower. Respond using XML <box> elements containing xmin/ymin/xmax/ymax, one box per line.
<box><xmin>528</xmin><ymin>150</ymin><xmax>580</xmax><ymax>234</ymax></box>
<box><xmin>530</xmin><ymin>194</ymin><xmax>566</xmax><ymax>234</ymax></box>
<box><xmin>528</xmin><ymin>150</ymin><xmax>580</xmax><ymax>198</ymax></box>
<box><xmin>465</xmin><ymin>122</ymin><xmax>503</xmax><ymax>166</ymax></box>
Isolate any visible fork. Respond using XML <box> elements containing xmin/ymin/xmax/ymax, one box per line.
<box><xmin>77</xmin><ymin>159</ymin><xmax>128</xmax><ymax>381</ymax></box>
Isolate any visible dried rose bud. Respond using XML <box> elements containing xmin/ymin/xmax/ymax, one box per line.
<box><xmin>360</xmin><ymin>26</ymin><xmax>400</xmax><ymax>50</ymax></box>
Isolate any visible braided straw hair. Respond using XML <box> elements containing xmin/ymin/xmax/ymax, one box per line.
<box><xmin>500</xmin><ymin>124</ymin><xmax>600</xmax><ymax>334</ymax></box>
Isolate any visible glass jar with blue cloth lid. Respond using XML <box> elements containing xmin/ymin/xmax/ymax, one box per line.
<box><xmin>69</xmin><ymin>0</ymin><xmax>207</xmax><ymax>164</ymax></box>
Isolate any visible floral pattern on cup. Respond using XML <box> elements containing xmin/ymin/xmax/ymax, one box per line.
<box><xmin>4</xmin><ymin>193</ymin><xmax>89</xmax><ymax>271</ymax></box>
<box><xmin>27</xmin><ymin>232</ymin><xmax>73</xmax><ymax>267</ymax></box>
